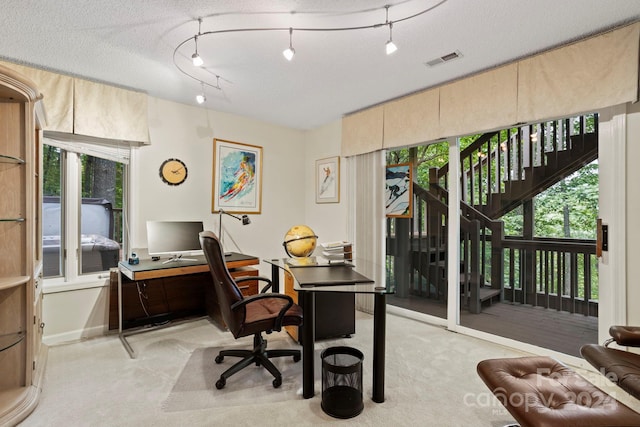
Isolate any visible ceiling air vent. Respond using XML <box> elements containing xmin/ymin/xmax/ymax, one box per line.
<box><xmin>425</xmin><ymin>50</ymin><xmax>462</xmax><ymax>67</ymax></box>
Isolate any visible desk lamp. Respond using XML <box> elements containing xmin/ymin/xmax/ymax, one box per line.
<box><xmin>218</xmin><ymin>209</ymin><xmax>251</xmax><ymax>256</ymax></box>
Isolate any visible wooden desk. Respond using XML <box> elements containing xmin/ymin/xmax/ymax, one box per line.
<box><xmin>119</xmin><ymin>253</ymin><xmax>258</xmax><ymax>280</ymax></box>
<box><xmin>115</xmin><ymin>253</ymin><xmax>258</xmax><ymax>358</ymax></box>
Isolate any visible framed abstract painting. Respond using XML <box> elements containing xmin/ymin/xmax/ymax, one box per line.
<box><xmin>315</xmin><ymin>156</ymin><xmax>340</xmax><ymax>203</ymax></box>
<box><xmin>212</xmin><ymin>139</ymin><xmax>262</xmax><ymax>214</ymax></box>
<box><xmin>385</xmin><ymin>163</ymin><xmax>412</xmax><ymax>218</ymax></box>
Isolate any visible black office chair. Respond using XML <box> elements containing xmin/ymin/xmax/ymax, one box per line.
<box><xmin>199</xmin><ymin>230</ymin><xmax>303</xmax><ymax>389</ymax></box>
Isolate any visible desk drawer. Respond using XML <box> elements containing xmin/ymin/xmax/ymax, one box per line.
<box><xmin>230</xmin><ymin>267</ymin><xmax>258</xmax><ymax>296</ymax></box>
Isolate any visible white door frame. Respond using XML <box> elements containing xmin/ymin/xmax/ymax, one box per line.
<box><xmin>597</xmin><ymin>105</ymin><xmax>628</xmax><ymax>343</ymax></box>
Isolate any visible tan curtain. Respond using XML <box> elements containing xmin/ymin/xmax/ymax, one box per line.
<box><xmin>439</xmin><ymin>63</ymin><xmax>518</xmax><ymax>137</ymax></box>
<box><xmin>341</xmin><ymin>106</ymin><xmax>384</xmax><ymax>157</ymax></box>
<box><xmin>0</xmin><ymin>60</ymin><xmax>149</xmax><ymax>143</ymax></box>
<box><xmin>383</xmin><ymin>88</ymin><xmax>440</xmax><ymax>149</ymax></box>
<box><xmin>74</xmin><ymin>78</ymin><xmax>148</xmax><ymax>143</ymax></box>
<box><xmin>342</xmin><ymin>21</ymin><xmax>640</xmax><ymax>156</ymax></box>
<box><xmin>517</xmin><ymin>22</ymin><xmax>640</xmax><ymax>123</ymax></box>
<box><xmin>0</xmin><ymin>61</ymin><xmax>73</xmax><ymax>132</ymax></box>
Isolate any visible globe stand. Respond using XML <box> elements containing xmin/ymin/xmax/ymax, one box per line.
<box><xmin>284</xmin><ymin>255</ymin><xmax>318</xmax><ymax>267</ymax></box>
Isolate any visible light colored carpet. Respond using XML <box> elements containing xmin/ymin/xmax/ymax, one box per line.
<box><xmin>19</xmin><ymin>310</ymin><xmax>634</xmax><ymax>426</ymax></box>
<box><xmin>162</xmin><ymin>340</ymin><xmax>306</xmax><ymax>412</ymax></box>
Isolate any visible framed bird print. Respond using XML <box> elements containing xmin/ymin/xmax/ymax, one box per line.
<box><xmin>212</xmin><ymin>139</ymin><xmax>263</xmax><ymax>214</ymax></box>
<box><xmin>315</xmin><ymin>156</ymin><xmax>340</xmax><ymax>203</ymax></box>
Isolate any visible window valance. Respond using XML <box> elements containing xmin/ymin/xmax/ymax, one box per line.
<box><xmin>0</xmin><ymin>60</ymin><xmax>149</xmax><ymax>144</ymax></box>
<box><xmin>342</xmin><ymin>21</ymin><xmax>640</xmax><ymax>156</ymax></box>
<box><xmin>341</xmin><ymin>105</ymin><xmax>384</xmax><ymax>157</ymax></box>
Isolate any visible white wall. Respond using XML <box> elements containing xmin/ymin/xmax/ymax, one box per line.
<box><xmin>42</xmin><ymin>285</ymin><xmax>110</xmax><ymax>343</ymax></box>
<box><xmin>132</xmin><ymin>97</ymin><xmax>308</xmax><ymax>269</ymax></box>
<box><xmin>43</xmin><ymin>98</ymin><xmax>347</xmax><ymax>344</ymax></box>
<box><xmin>302</xmin><ymin>120</ymin><xmax>348</xmax><ymax>244</ymax></box>
<box><xmin>625</xmin><ymin>102</ymin><xmax>640</xmax><ymax>326</ymax></box>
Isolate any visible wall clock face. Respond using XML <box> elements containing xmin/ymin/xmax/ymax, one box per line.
<box><xmin>159</xmin><ymin>158</ymin><xmax>188</xmax><ymax>186</ymax></box>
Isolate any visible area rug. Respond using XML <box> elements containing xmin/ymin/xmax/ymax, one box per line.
<box><xmin>162</xmin><ymin>338</ymin><xmax>314</xmax><ymax>412</ymax></box>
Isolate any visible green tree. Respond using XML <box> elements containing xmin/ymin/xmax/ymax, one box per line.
<box><xmin>42</xmin><ymin>145</ymin><xmax>61</xmax><ymax>197</ymax></box>
<box><xmin>533</xmin><ymin>161</ymin><xmax>598</xmax><ymax>239</ymax></box>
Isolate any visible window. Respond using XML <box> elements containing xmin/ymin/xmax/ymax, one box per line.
<box><xmin>42</xmin><ymin>136</ymin><xmax>129</xmax><ymax>280</ymax></box>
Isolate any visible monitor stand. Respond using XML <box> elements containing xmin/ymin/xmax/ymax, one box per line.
<box><xmin>162</xmin><ymin>254</ymin><xmax>197</xmax><ymax>264</ymax></box>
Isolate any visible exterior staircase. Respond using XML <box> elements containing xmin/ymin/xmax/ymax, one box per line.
<box><xmin>483</xmin><ymin>132</ymin><xmax>597</xmax><ymax>219</ymax></box>
<box><xmin>435</xmin><ymin>116</ymin><xmax>598</xmax><ymax>219</ymax></box>
<box><xmin>388</xmin><ymin>114</ymin><xmax>598</xmax><ymax>315</ymax></box>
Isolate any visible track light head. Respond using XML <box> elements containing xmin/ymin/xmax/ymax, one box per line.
<box><xmin>386</xmin><ymin>40</ymin><xmax>397</xmax><ymax>55</ymax></box>
<box><xmin>196</xmin><ymin>81</ymin><xmax>207</xmax><ymax>104</ymax></box>
<box><xmin>283</xmin><ymin>47</ymin><xmax>295</xmax><ymax>61</ymax></box>
<box><xmin>192</xmin><ymin>52</ymin><xmax>204</xmax><ymax>67</ymax></box>
<box><xmin>192</xmin><ymin>33</ymin><xmax>204</xmax><ymax>67</ymax></box>
<box><xmin>283</xmin><ymin>27</ymin><xmax>295</xmax><ymax>61</ymax></box>
<box><xmin>386</xmin><ymin>22</ymin><xmax>397</xmax><ymax>55</ymax></box>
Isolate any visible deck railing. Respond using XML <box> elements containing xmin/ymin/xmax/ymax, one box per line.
<box><xmin>501</xmin><ymin>237</ymin><xmax>597</xmax><ymax>316</ymax></box>
<box><xmin>387</xmin><ymin>190</ymin><xmax>598</xmax><ymax>315</ymax></box>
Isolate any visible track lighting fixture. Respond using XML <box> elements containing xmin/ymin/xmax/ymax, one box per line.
<box><xmin>171</xmin><ymin>1</ymin><xmax>449</xmax><ymax>105</ymax></box>
<box><xmin>196</xmin><ymin>82</ymin><xmax>206</xmax><ymax>104</ymax></box>
<box><xmin>386</xmin><ymin>23</ymin><xmax>398</xmax><ymax>55</ymax></box>
<box><xmin>192</xmin><ymin>20</ymin><xmax>204</xmax><ymax>67</ymax></box>
<box><xmin>192</xmin><ymin>52</ymin><xmax>203</xmax><ymax>67</ymax></box>
<box><xmin>385</xmin><ymin>6</ymin><xmax>398</xmax><ymax>55</ymax></box>
<box><xmin>283</xmin><ymin>28</ymin><xmax>295</xmax><ymax>61</ymax></box>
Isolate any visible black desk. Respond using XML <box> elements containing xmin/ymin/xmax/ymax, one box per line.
<box><xmin>266</xmin><ymin>259</ymin><xmax>392</xmax><ymax>402</ymax></box>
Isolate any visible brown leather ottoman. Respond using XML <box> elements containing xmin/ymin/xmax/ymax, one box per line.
<box><xmin>581</xmin><ymin>342</ymin><xmax>640</xmax><ymax>400</ymax></box>
<box><xmin>477</xmin><ymin>356</ymin><xmax>640</xmax><ymax>427</ymax></box>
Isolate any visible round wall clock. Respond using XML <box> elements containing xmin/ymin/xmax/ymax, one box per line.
<box><xmin>159</xmin><ymin>158</ymin><xmax>188</xmax><ymax>186</ymax></box>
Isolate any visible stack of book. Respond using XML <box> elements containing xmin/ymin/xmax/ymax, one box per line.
<box><xmin>320</xmin><ymin>241</ymin><xmax>353</xmax><ymax>264</ymax></box>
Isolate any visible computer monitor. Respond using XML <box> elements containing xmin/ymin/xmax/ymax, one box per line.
<box><xmin>146</xmin><ymin>220</ymin><xmax>204</xmax><ymax>263</ymax></box>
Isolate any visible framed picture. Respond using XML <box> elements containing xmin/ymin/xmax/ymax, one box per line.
<box><xmin>315</xmin><ymin>156</ymin><xmax>340</xmax><ymax>203</ymax></box>
<box><xmin>385</xmin><ymin>163</ymin><xmax>412</xmax><ymax>218</ymax></box>
<box><xmin>212</xmin><ymin>139</ymin><xmax>263</xmax><ymax>214</ymax></box>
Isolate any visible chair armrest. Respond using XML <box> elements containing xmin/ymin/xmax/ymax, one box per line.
<box><xmin>230</xmin><ymin>293</ymin><xmax>294</xmax><ymax>331</ymax></box>
<box><xmin>235</xmin><ymin>275</ymin><xmax>273</xmax><ymax>292</ymax></box>
<box><xmin>608</xmin><ymin>326</ymin><xmax>640</xmax><ymax>347</ymax></box>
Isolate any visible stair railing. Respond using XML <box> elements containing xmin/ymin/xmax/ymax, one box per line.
<box><xmin>436</xmin><ymin>114</ymin><xmax>598</xmax><ymax>219</ymax></box>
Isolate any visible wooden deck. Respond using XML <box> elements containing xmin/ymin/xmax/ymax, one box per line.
<box><xmin>387</xmin><ymin>294</ymin><xmax>598</xmax><ymax>358</ymax></box>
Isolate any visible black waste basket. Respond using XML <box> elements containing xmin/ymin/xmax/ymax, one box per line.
<box><xmin>321</xmin><ymin>346</ymin><xmax>364</xmax><ymax>419</ymax></box>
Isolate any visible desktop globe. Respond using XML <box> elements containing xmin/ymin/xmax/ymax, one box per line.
<box><xmin>283</xmin><ymin>225</ymin><xmax>318</xmax><ymax>258</ymax></box>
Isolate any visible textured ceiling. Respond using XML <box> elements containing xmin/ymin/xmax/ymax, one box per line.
<box><xmin>1</xmin><ymin>0</ymin><xmax>639</xmax><ymax>130</ymax></box>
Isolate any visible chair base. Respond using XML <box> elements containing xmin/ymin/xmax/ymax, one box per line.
<box><xmin>214</xmin><ymin>333</ymin><xmax>300</xmax><ymax>389</ymax></box>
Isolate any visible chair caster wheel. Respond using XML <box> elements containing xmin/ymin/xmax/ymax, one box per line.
<box><xmin>293</xmin><ymin>354</ymin><xmax>301</xmax><ymax>362</ymax></box>
<box><xmin>272</xmin><ymin>376</ymin><xmax>282</xmax><ymax>388</ymax></box>
<box><xmin>215</xmin><ymin>355</ymin><xmax>224</xmax><ymax>364</ymax></box>
<box><xmin>216</xmin><ymin>378</ymin><xmax>226</xmax><ymax>389</ymax></box>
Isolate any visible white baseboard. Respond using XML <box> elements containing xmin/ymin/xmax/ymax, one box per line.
<box><xmin>387</xmin><ymin>304</ymin><xmax>448</xmax><ymax>328</ymax></box>
<box><xmin>43</xmin><ymin>324</ymin><xmax>107</xmax><ymax>346</ymax></box>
